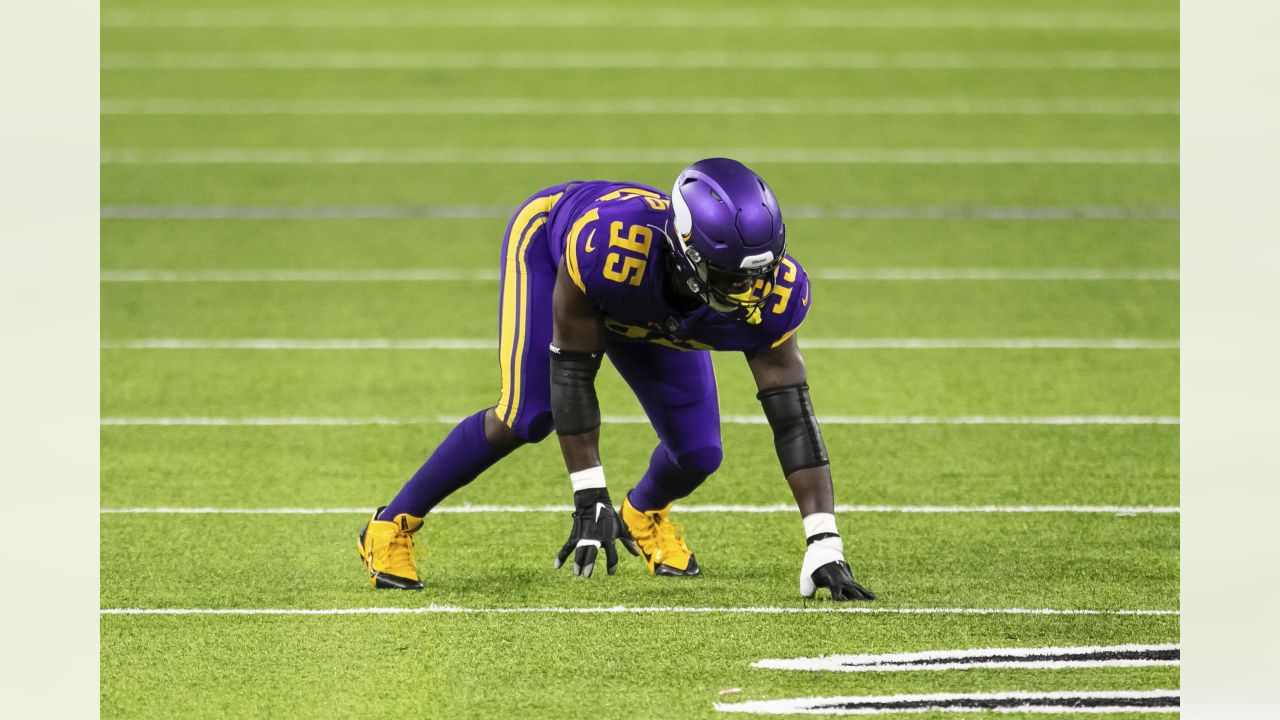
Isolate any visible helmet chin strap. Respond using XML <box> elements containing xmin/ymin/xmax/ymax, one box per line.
<box><xmin>653</xmin><ymin>221</ymin><xmax>764</xmax><ymax>323</ymax></box>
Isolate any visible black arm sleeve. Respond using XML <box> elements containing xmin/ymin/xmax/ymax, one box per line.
<box><xmin>549</xmin><ymin>345</ymin><xmax>604</xmax><ymax>436</ymax></box>
<box><xmin>757</xmin><ymin>383</ymin><xmax>830</xmax><ymax>477</ymax></box>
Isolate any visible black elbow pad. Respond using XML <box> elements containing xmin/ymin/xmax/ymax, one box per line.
<box><xmin>757</xmin><ymin>383</ymin><xmax>829</xmax><ymax>477</ymax></box>
<box><xmin>550</xmin><ymin>345</ymin><xmax>603</xmax><ymax>436</ymax></box>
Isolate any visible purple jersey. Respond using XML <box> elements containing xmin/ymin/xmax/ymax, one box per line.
<box><xmin>545</xmin><ymin>181</ymin><xmax>811</xmax><ymax>356</ymax></box>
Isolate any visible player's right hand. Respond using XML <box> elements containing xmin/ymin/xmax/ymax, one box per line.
<box><xmin>800</xmin><ymin>535</ymin><xmax>877</xmax><ymax>601</ymax></box>
<box><xmin>553</xmin><ymin>488</ymin><xmax>639</xmax><ymax>578</ymax></box>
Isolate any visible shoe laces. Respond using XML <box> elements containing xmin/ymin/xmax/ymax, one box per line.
<box><xmin>650</xmin><ymin>512</ymin><xmax>691</xmax><ymax>558</ymax></box>
<box><xmin>381</xmin><ymin>527</ymin><xmax>419</xmax><ymax>577</ymax></box>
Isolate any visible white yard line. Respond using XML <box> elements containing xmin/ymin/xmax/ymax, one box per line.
<box><xmin>100</xmin><ymin>97</ymin><xmax>1180</xmax><ymax>116</ymax></box>
<box><xmin>813</xmin><ymin>268</ymin><xmax>1179</xmax><ymax>281</ymax></box>
<box><xmin>100</xmin><ymin>269</ymin><xmax>499</xmax><ymax>282</ymax></box>
<box><xmin>98</xmin><ymin>268</ymin><xmax>1179</xmax><ymax>282</ymax></box>
<box><xmin>99</xmin><ymin>505</ymin><xmax>1179</xmax><ymax>515</ymax></box>
<box><xmin>715</xmin><ymin>689</ymin><xmax>1180</xmax><ymax>715</ymax></box>
<box><xmin>752</xmin><ymin>643</ymin><xmax>1180</xmax><ymax>672</ymax></box>
<box><xmin>100</xmin><ymin>147</ymin><xmax>1179</xmax><ymax>165</ymax></box>
<box><xmin>103</xmin><ymin>338</ymin><xmax>497</xmax><ymax>350</ymax></box>
<box><xmin>101</xmin><ymin>9</ymin><xmax>1179</xmax><ymax>31</ymax></box>
<box><xmin>99</xmin><ymin>204</ymin><xmax>1180</xmax><ymax>220</ymax></box>
<box><xmin>102</xmin><ymin>51</ymin><xmax>1179</xmax><ymax>71</ymax></box>
<box><xmin>99</xmin><ymin>605</ymin><xmax>1180</xmax><ymax>616</ymax></box>
<box><xmin>99</xmin><ymin>416</ymin><xmax>1180</xmax><ymax>426</ymax></box>
<box><xmin>99</xmin><ymin>338</ymin><xmax>1180</xmax><ymax>351</ymax></box>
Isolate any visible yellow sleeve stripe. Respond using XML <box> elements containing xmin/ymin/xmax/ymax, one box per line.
<box><xmin>770</xmin><ymin>326</ymin><xmax>801</xmax><ymax>349</ymax></box>
<box><xmin>565</xmin><ymin>207</ymin><xmax>599</xmax><ymax>293</ymax></box>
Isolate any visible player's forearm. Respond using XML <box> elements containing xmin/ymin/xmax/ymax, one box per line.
<box><xmin>784</xmin><ymin>465</ymin><xmax>836</xmax><ymax>517</ymax></box>
<box><xmin>557</xmin><ymin>430</ymin><xmax>602</xmax><ymax>474</ymax></box>
<box><xmin>757</xmin><ymin>382</ymin><xmax>837</xmax><ymax>517</ymax></box>
<box><xmin>549</xmin><ymin>344</ymin><xmax>605</xmax><ymax>477</ymax></box>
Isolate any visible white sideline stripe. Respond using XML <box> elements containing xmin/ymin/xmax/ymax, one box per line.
<box><xmin>715</xmin><ymin>689</ymin><xmax>1180</xmax><ymax>715</ymax></box>
<box><xmin>101</xmin><ymin>269</ymin><xmax>499</xmax><ymax>282</ymax></box>
<box><xmin>815</xmin><ymin>268</ymin><xmax>1179</xmax><ymax>281</ymax></box>
<box><xmin>99</xmin><ymin>416</ymin><xmax>1180</xmax><ymax>427</ymax></box>
<box><xmin>98</xmin><ymin>268</ymin><xmax>1180</xmax><ymax>282</ymax></box>
<box><xmin>99</xmin><ymin>204</ymin><xmax>1180</xmax><ymax>220</ymax></box>
<box><xmin>99</xmin><ymin>338</ymin><xmax>1180</xmax><ymax>351</ymax></box>
<box><xmin>102</xmin><ymin>51</ymin><xmax>1179</xmax><ymax>71</ymax></box>
<box><xmin>99</xmin><ymin>505</ymin><xmax>1180</xmax><ymax>515</ymax></box>
<box><xmin>753</xmin><ymin>643</ymin><xmax>1180</xmax><ymax>672</ymax></box>
<box><xmin>99</xmin><ymin>606</ymin><xmax>1179</xmax><ymax>617</ymax></box>
<box><xmin>101</xmin><ymin>147</ymin><xmax>1179</xmax><ymax>166</ymax></box>
<box><xmin>100</xmin><ymin>97</ymin><xmax>1181</xmax><ymax>117</ymax></box>
<box><xmin>101</xmin><ymin>9</ymin><xmax>1179</xmax><ymax>31</ymax></box>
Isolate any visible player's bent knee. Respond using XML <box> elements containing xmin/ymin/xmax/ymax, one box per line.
<box><xmin>675</xmin><ymin>445</ymin><xmax>723</xmax><ymax>478</ymax></box>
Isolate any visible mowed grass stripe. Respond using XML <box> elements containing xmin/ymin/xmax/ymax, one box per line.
<box><xmin>102</xmin><ymin>114</ymin><xmax>1176</xmax><ymax>151</ymax></box>
<box><xmin>100</xmin><ymin>96</ymin><xmax>1181</xmax><ymax>116</ymax></box>
<box><xmin>101</xmin><ymin>606</ymin><xmax>1178</xmax><ymax>615</ymax></box>
<box><xmin>100</xmin><ymin>205</ymin><xmax>1181</xmax><ymax>220</ymax></box>
<box><xmin>99</xmin><ymin>512</ymin><xmax>1178</xmax><ymax>609</ymax></box>
<box><xmin>101</xmin><ymin>281</ymin><xmax>1178</xmax><ymax>338</ymax></box>
<box><xmin>100</xmin><ymin>7</ymin><xmax>1179</xmax><ymax>31</ymax></box>
<box><xmin>102</xmin><ymin>68</ymin><xmax>1179</xmax><ymax>100</ymax></box>
<box><xmin>100</xmin><ymin>218</ymin><xmax>1178</xmax><ymax>270</ymax></box>
<box><xmin>99</xmin><ymin>338</ymin><xmax>1179</xmax><ymax>350</ymax></box>
<box><xmin>99</xmin><ymin>349</ymin><xmax>1178</xmax><ymax>417</ymax></box>
<box><xmin>98</xmin><ymin>268</ymin><xmax>1179</xmax><ymax>281</ymax></box>
<box><xmin>100</xmin><ymin>165</ymin><xmax>1177</xmax><ymax>205</ymax></box>
<box><xmin>102</xmin><ymin>505</ymin><xmax>1179</xmax><ymax>515</ymax></box>
<box><xmin>101</xmin><ymin>416</ymin><xmax>1178</xmax><ymax>426</ymax></box>
<box><xmin>101</xmin><ymin>424</ymin><xmax>1177</xmax><ymax>508</ymax></box>
<box><xmin>101</xmin><ymin>147</ymin><xmax>1178</xmax><ymax>165</ymax></box>
<box><xmin>101</xmin><ymin>29</ymin><xmax>1178</xmax><ymax>57</ymax></box>
<box><xmin>101</xmin><ymin>50</ymin><xmax>1178</xmax><ymax>71</ymax></box>
<box><xmin>100</xmin><ymin>613</ymin><xmax>1180</xmax><ymax>719</ymax></box>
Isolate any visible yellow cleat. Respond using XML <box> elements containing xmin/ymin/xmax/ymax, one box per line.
<box><xmin>357</xmin><ymin>507</ymin><xmax>425</xmax><ymax>590</ymax></box>
<box><xmin>621</xmin><ymin>497</ymin><xmax>700</xmax><ymax>577</ymax></box>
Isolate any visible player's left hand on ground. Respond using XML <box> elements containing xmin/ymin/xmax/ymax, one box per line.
<box><xmin>553</xmin><ymin>488</ymin><xmax>640</xmax><ymax>578</ymax></box>
<box><xmin>800</xmin><ymin>535</ymin><xmax>876</xmax><ymax>601</ymax></box>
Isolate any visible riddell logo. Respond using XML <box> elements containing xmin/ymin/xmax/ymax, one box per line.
<box><xmin>740</xmin><ymin>251</ymin><xmax>775</xmax><ymax>269</ymax></box>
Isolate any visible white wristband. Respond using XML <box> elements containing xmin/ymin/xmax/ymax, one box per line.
<box><xmin>569</xmin><ymin>466</ymin><xmax>607</xmax><ymax>492</ymax></box>
<box><xmin>802</xmin><ymin>512</ymin><xmax>838</xmax><ymax>539</ymax></box>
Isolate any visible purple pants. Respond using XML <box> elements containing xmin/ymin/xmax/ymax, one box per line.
<box><xmin>494</xmin><ymin>185</ymin><xmax>724</xmax><ymax>484</ymax></box>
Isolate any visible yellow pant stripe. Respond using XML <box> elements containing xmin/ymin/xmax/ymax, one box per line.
<box><xmin>506</xmin><ymin>215</ymin><xmax>549</xmax><ymax>424</ymax></box>
<box><xmin>496</xmin><ymin>192</ymin><xmax>561</xmax><ymax>425</ymax></box>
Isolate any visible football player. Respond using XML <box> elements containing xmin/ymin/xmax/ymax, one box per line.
<box><xmin>358</xmin><ymin>158</ymin><xmax>875</xmax><ymax>601</ymax></box>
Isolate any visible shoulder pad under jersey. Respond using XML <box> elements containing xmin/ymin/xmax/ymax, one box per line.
<box><xmin>563</xmin><ymin>189</ymin><xmax>672</xmax><ymax>301</ymax></box>
<box><xmin>745</xmin><ymin>255</ymin><xmax>813</xmax><ymax>356</ymax></box>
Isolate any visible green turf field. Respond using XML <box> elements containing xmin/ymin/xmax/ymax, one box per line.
<box><xmin>101</xmin><ymin>0</ymin><xmax>1179</xmax><ymax>717</ymax></box>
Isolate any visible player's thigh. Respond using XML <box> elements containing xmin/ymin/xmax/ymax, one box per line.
<box><xmin>495</xmin><ymin>189</ymin><xmax>565</xmax><ymax>443</ymax></box>
<box><xmin>604</xmin><ymin>339</ymin><xmax>723</xmax><ymax>461</ymax></box>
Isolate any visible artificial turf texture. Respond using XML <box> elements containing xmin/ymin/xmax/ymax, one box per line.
<box><xmin>101</xmin><ymin>0</ymin><xmax>1178</xmax><ymax>716</ymax></box>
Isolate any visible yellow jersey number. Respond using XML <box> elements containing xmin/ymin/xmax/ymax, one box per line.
<box><xmin>770</xmin><ymin>258</ymin><xmax>799</xmax><ymax>314</ymax></box>
<box><xmin>602</xmin><ymin>221</ymin><xmax>652</xmax><ymax>286</ymax></box>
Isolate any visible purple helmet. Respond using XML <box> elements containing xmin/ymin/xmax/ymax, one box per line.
<box><xmin>667</xmin><ymin>158</ymin><xmax>786</xmax><ymax>319</ymax></box>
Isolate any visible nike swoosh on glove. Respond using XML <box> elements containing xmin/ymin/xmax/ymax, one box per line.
<box><xmin>553</xmin><ymin>488</ymin><xmax>639</xmax><ymax>578</ymax></box>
